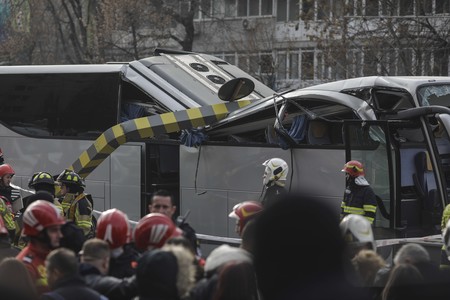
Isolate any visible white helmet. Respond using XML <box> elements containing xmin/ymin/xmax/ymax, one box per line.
<box><xmin>340</xmin><ymin>214</ymin><xmax>376</xmax><ymax>251</ymax></box>
<box><xmin>262</xmin><ymin>158</ymin><xmax>288</xmax><ymax>186</ymax></box>
<box><xmin>443</xmin><ymin>219</ymin><xmax>450</xmax><ymax>260</ymax></box>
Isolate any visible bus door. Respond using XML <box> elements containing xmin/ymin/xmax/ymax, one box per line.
<box><xmin>345</xmin><ymin>117</ymin><xmax>447</xmax><ymax>238</ymax></box>
<box><xmin>343</xmin><ymin>120</ymin><xmax>395</xmax><ymax>238</ymax></box>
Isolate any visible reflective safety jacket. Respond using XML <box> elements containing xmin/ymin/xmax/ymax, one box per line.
<box><xmin>0</xmin><ymin>196</ymin><xmax>15</xmax><ymax>234</ymax></box>
<box><xmin>341</xmin><ymin>183</ymin><xmax>377</xmax><ymax>224</ymax></box>
<box><xmin>61</xmin><ymin>193</ymin><xmax>94</xmax><ymax>238</ymax></box>
<box><xmin>16</xmin><ymin>241</ymin><xmax>51</xmax><ymax>295</ymax></box>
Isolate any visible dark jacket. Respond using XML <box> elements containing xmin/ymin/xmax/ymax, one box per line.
<box><xmin>0</xmin><ymin>237</ymin><xmax>20</xmax><ymax>262</ymax></box>
<box><xmin>109</xmin><ymin>244</ymin><xmax>139</xmax><ymax>278</ymax></box>
<box><xmin>189</xmin><ymin>274</ymin><xmax>218</xmax><ymax>300</ymax></box>
<box><xmin>178</xmin><ymin>222</ymin><xmax>201</xmax><ymax>257</ymax></box>
<box><xmin>341</xmin><ymin>180</ymin><xmax>377</xmax><ymax>224</ymax></box>
<box><xmin>0</xmin><ymin>185</ymin><xmax>12</xmax><ymax>202</ymax></box>
<box><xmin>79</xmin><ymin>262</ymin><xmax>138</xmax><ymax>300</ymax></box>
<box><xmin>25</xmin><ymin>191</ymin><xmax>55</xmax><ymax>210</ymax></box>
<box><xmin>262</xmin><ymin>184</ymin><xmax>286</xmax><ymax>208</ymax></box>
<box><xmin>40</xmin><ymin>275</ymin><xmax>107</xmax><ymax>300</ymax></box>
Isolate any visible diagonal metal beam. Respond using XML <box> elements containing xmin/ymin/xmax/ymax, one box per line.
<box><xmin>69</xmin><ymin>100</ymin><xmax>253</xmax><ymax>178</ymax></box>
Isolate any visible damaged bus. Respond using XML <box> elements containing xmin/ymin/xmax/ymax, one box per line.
<box><xmin>2</xmin><ymin>50</ymin><xmax>450</xmax><ymax>249</ymax></box>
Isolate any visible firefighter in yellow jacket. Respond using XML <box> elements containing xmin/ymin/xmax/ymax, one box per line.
<box><xmin>56</xmin><ymin>169</ymin><xmax>94</xmax><ymax>238</ymax></box>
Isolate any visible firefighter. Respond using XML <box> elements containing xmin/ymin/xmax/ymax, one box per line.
<box><xmin>16</xmin><ymin>200</ymin><xmax>65</xmax><ymax>295</ymax></box>
<box><xmin>148</xmin><ymin>189</ymin><xmax>201</xmax><ymax>257</ymax></box>
<box><xmin>0</xmin><ymin>214</ymin><xmax>20</xmax><ymax>261</ymax></box>
<box><xmin>15</xmin><ymin>172</ymin><xmax>64</xmax><ymax>248</ymax></box>
<box><xmin>440</xmin><ymin>204</ymin><xmax>450</xmax><ymax>268</ymax></box>
<box><xmin>228</xmin><ymin>201</ymin><xmax>263</xmax><ymax>237</ymax></box>
<box><xmin>340</xmin><ymin>160</ymin><xmax>377</xmax><ymax>224</ymax></box>
<box><xmin>261</xmin><ymin>158</ymin><xmax>289</xmax><ymax>207</ymax></box>
<box><xmin>340</xmin><ymin>214</ymin><xmax>376</xmax><ymax>259</ymax></box>
<box><xmin>133</xmin><ymin>213</ymin><xmax>182</xmax><ymax>252</ymax></box>
<box><xmin>56</xmin><ymin>169</ymin><xmax>95</xmax><ymax>239</ymax></box>
<box><xmin>96</xmin><ymin>208</ymin><xmax>139</xmax><ymax>278</ymax></box>
<box><xmin>27</xmin><ymin>171</ymin><xmax>62</xmax><ymax>210</ymax></box>
<box><xmin>0</xmin><ymin>164</ymin><xmax>16</xmax><ymax>239</ymax></box>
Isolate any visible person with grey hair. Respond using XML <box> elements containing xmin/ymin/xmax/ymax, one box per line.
<box><xmin>393</xmin><ymin>243</ymin><xmax>430</xmax><ymax>265</ymax></box>
<box><xmin>375</xmin><ymin>243</ymin><xmax>439</xmax><ymax>287</ymax></box>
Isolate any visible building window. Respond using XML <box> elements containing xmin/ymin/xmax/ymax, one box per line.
<box><xmin>277</xmin><ymin>0</ymin><xmax>299</xmax><ymax>22</ymax></box>
<box><xmin>399</xmin><ymin>0</ymin><xmax>414</xmax><ymax>15</ymax></box>
<box><xmin>436</xmin><ymin>0</ymin><xmax>450</xmax><ymax>14</ymax></box>
<box><xmin>363</xmin><ymin>48</ymin><xmax>379</xmax><ymax>76</ymax></box>
<box><xmin>289</xmin><ymin>53</ymin><xmax>299</xmax><ymax>79</ymax></box>
<box><xmin>277</xmin><ymin>53</ymin><xmax>287</xmax><ymax>80</ymax></box>
<box><xmin>417</xmin><ymin>0</ymin><xmax>432</xmax><ymax>15</ymax></box>
<box><xmin>380</xmin><ymin>50</ymin><xmax>396</xmax><ymax>75</ymax></box>
<box><xmin>316</xmin><ymin>0</ymin><xmax>330</xmax><ymax>20</ymax></box>
<box><xmin>381</xmin><ymin>1</ymin><xmax>397</xmax><ymax>16</ymax></box>
<box><xmin>231</xmin><ymin>0</ymin><xmax>274</xmax><ymax>17</ymax></box>
<box><xmin>398</xmin><ymin>48</ymin><xmax>413</xmax><ymax>75</ymax></box>
<box><xmin>225</xmin><ymin>0</ymin><xmax>237</xmax><ymax>17</ymax></box>
<box><xmin>301</xmin><ymin>49</ymin><xmax>314</xmax><ymax>80</ymax></box>
<box><xmin>365</xmin><ymin>0</ymin><xmax>379</xmax><ymax>16</ymax></box>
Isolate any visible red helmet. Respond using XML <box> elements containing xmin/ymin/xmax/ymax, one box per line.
<box><xmin>0</xmin><ymin>215</ymin><xmax>8</xmax><ymax>236</ymax></box>
<box><xmin>341</xmin><ymin>160</ymin><xmax>365</xmax><ymax>177</ymax></box>
<box><xmin>133</xmin><ymin>213</ymin><xmax>181</xmax><ymax>251</ymax></box>
<box><xmin>228</xmin><ymin>201</ymin><xmax>263</xmax><ymax>235</ymax></box>
<box><xmin>96</xmin><ymin>208</ymin><xmax>131</xmax><ymax>249</ymax></box>
<box><xmin>22</xmin><ymin>200</ymin><xmax>65</xmax><ymax>237</ymax></box>
<box><xmin>0</xmin><ymin>164</ymin><xmax>14</xmax><ymax>178</ymax></box>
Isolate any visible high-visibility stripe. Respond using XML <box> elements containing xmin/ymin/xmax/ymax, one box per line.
<box><xmin>342</xmin><ymin>206</ymin><xmax>365</xmax><ymax>215</ymax></box>
<box><xmin>363</xmin><ymin>204</ymin><xmax>377</xmax><ymax>213</ymax></box>
<box><xmin>70</xmin><ymin>100</ymin><xmax>253</xmax><ymax>178</ymax></box>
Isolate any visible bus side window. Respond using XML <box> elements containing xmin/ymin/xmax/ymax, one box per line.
<box><xmin>307</xmin><ymin>120</ymin><xmax>330</xmax><ymax>145</ymax></box>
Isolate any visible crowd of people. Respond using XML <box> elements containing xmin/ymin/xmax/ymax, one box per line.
<box><xmin>0</xmin><ymin>155</ymin><xmax>450</xmax><ymax>299</ymax></box>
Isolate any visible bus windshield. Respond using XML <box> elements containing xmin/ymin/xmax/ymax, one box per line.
<box><xmin>418</xmin><ymin>84</ymin><xmax>450</xmax><ymax>107</ymax></box>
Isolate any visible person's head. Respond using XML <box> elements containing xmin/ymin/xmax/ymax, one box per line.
<box><xmin>0</xmin><ymin>164</ymin><xmax>14</xmax><ymax>187</ymax></box>
<box><xmin>213</xmin><ymin>262</ymin><xmax>258</xmax><ymax>300</ymax></box>
<box><xmin>133</xmin><ymin>213</ymin><xmax>182</xmax><ymax>252</ymax></box>
<box><xmin>45</xmin><ymin>248</ymin><xmax>78</xmax><ymax>289</ymax></box>
<box><xmin>162</xmin><ymin>244</ymin><xmax>196</xmax><ymax>299</ymax></box>
<box><xmin>351</xmin><ymin>249</ymin><xmax>386</xmax><ymax>286</ymax></box>
<box><xmin>22</xmin><ymin>200</ymin><xmax>65</xmax><ymax>249</ymax></box>
<box><xmin>80</xmin><ymin>238</ymin><xmax>111</xmax><ymax>275</ymax></box>
<box><xmin>340</xmin><ymin>214</ymin><xmax>376</xmax><ymax>258</ymax></box>
<box><xmin>204</xmin><ymin>244</ymin><xmax>253</xmax><ymax>277</ymax></box>
<box><xmin>96</xmin><ymin>208</ymin><xmax>131</xmax><ymax>253</ymax></box>
<box><xmin>0</xmin><ymin>258</ymin><xmax>38</xmax><ymax>298</ymax></box>
<box><xmin>56</xmin><ymin>169</ymin><xmax>85</xmax><ymax>196</ymax></box>
<box><xmin>253</xmin><ymin>193</ymin><xmax>347</xmax><ymax>300</ymax></box>
<box><xmin>136</xmin><ymin>249</ymin><xmax>179</xmax><ymax>299</ymax></box>
<box><xmin>382</xmin><ymin>264</ymin><xmax>424</xmax><ymax>300</ymax></box>
<box><xmin>149</xmin><ymin>190</ymin><xmax>176</xmax><ymax>218</ymax></box>
<box><xmin>28</xmin><ymin>171</ymin><xmax>56</xmax><ymax>195</ymax></box>
<box><xmin>342</xmin><ymin>160</ymin><xmax>365</xmax><ymax>182</ymax></box>
<box><xmin>262</xmin><ymin>158</ymin><xmax>288</xmax><ymax>187</ymax></box>
<box><xmin>393</xmin><ymin>243</ymin><xmax>430</xmax><ymax>266</ymax></box>
<box><xmin>228</xmin><ymin>201</ymin><xmax>262</xmax><ymax>236</ymax></box>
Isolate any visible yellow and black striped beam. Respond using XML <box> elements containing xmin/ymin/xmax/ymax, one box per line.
<box><xmin>69</xmin><ymin>100</ymin><xmax>253</xmax><ymax>178</ymax></box>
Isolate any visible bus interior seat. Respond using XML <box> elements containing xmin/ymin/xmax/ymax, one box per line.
<box><xmin>307</xmin><ymin>120</ymin><xmax>331</xmax><ymax>145</ymax></box>
<box><xmin>412</xmin><ymin>151</ymin><xmax>441</xmax><ymax>231</ymax></box>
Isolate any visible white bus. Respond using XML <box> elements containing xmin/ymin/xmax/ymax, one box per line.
<box><xmin>2</xmin><ymin>52</ymin><xmax>450</xmax><ymax>251</ymax></box>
